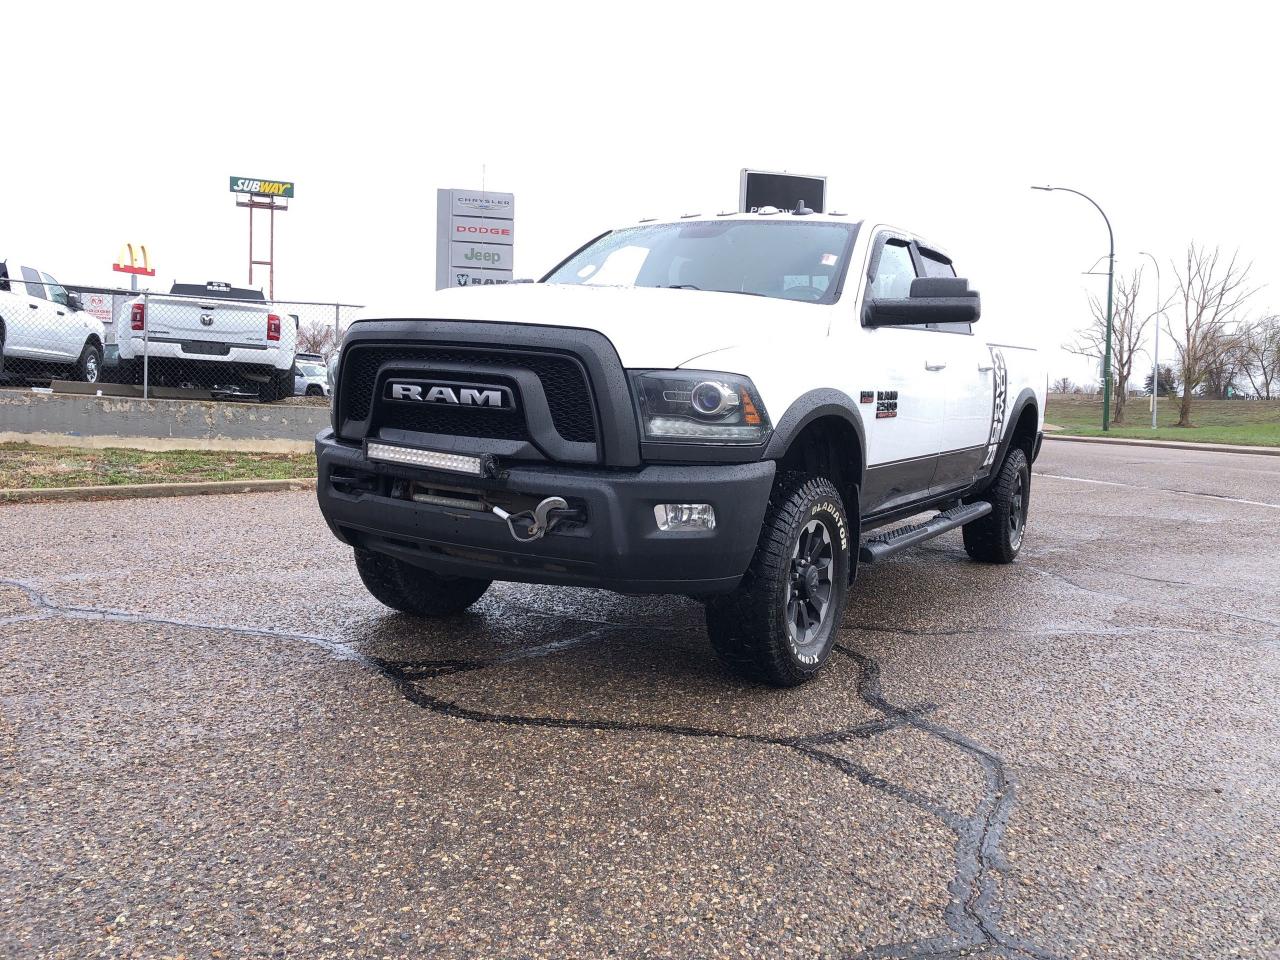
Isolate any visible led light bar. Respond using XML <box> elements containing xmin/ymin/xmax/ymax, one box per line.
<box><xmin>366</xmin><ymin>442</ymin><xmax>483</xmax><ymax>476</ymax></box>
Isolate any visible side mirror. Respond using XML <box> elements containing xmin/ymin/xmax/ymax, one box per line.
<box><xmin>865</xmin><ymin>277</ymin><xmax>981</xmax><ymax>327</ymax></box>
<box><xmin>67</xmin><ymin>292</ymin><xmax>83</xmax><ymax>312</ymax></box>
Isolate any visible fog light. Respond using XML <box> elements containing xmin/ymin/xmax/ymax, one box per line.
<box><xmin>654</xmin><ymin>503</ymin><xmax>716</xmax><ymax>531</ymax></box>
<box><xmin>366</xmin><ymin>442</ymin><xmax>483</xmax><ymax>476</ymax></box>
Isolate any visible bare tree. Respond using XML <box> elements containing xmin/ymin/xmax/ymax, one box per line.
<box><xmin>1239</xmin><ymin>315</ymin><xmax>1280</xmax><ymax>400</ymax></box>
<box><xmin>1065</xmin><ymin>268</ymin><xmax>1158</xmax><ymax>424</ymax></box>
<box><xmin>297</xmin><ymin>322</ymin><xmax>338</xmax><ymax>357</ymax></box>
<box><xmin>1051</xmin><ymin>376</ymin><xmax>1075</xmax><ymax>394</ymax></box>
<box><xmin>1166</xmin><ymin>243</ymin><xmax>1257</xmax><ymax>426</ymax></box>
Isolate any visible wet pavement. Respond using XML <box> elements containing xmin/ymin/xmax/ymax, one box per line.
<box><xmin>1</xmin><ymin>440</ymin><xmax>1276</xmax><ymax>959</ymax></box>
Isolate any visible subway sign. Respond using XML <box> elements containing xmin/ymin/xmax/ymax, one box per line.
<box><xmin>229</xmin><ymin>176</ymin><xmax>295</xmax><ymax>198</ymax></box>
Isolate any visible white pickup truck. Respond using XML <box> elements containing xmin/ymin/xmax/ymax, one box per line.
<box><xmin>316</xmin><ymin>211</ymin><xmax>1044</xmax><ymax>685</ymax></box>
<box><xmin>116</xmin><ymin>282</ymin><xmax>297</xmax><ymax>401</ymax></box>
<box><xmin>0</xmin><ymin>260</ymin><xmax>105</xmax><ymax>382</ymax></box>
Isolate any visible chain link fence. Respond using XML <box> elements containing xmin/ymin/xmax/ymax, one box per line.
<box><xmin>0</xmin><ymin>265</ymin><xmax>362</xmax><ymax>403</ymax></box>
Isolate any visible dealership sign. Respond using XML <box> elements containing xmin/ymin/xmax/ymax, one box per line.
<box><xmin>229</xmin><ymin>176</ymin><xmax>295</xmax><ymax>198</ymax></box>
<box><xmin>436</xmin><ymin>189</ymin><xmax>514</xmax><ymax>289</ymax></box>
<box><xmin>739</xmin><ymin>169</ymin><xmax>826</xmax><ymax>213</ymax></box>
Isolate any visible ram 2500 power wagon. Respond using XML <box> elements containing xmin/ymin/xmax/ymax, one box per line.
<box><xmin>316</xmin><ymin>211</ymin><xmax>1044</xmax><ymax>686</ymax></box>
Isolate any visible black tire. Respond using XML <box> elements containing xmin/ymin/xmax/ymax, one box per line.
<box><xmin>963</xmin><ymin>447</ymin><xmax>1030</xmax><ymax>564</ymax></box>
<box><xmin>75</xmin><ymin>342</ymin><xmax>102</xmax><ymax>383</ymax></box>
<box><xmin>118</xmin><ymin>358</ymin><xmax>143</xmax><ymax>386</ymax></box>
<box><xmin>305</xmin><ymin>384</ymin><xmax>323</xmax><ymax>397</ymax></box>
<box><xmin>354</xmin><ymin>549</ymin><xmax>491</xmax><ymax>617</ymax></box>
<box><xmin>706</xmin><ymin>473</ymin><xmax>852</xmax><ymax>687</ymax></box>
<box><xmin>258</xmin><ymin>369</ymin><xmax>293</xmax><ymax>403</ymax></box>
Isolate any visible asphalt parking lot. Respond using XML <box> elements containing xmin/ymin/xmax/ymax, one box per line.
<box><xmin>1</xmin><ymin>440</ymin><xmax>1277</xmax><ymax>959</ymax></box>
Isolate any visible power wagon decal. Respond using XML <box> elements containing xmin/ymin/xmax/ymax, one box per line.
<box><xmin>982</xmin><ymin>347</ymin><xmax>1008</xmax><ymax>468</ymax></box>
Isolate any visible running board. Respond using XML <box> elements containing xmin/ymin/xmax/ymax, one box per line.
<box><xmin>859</xmin><ymin>502</ymin><xmax>992</xmax><ymax>564</ymax></box>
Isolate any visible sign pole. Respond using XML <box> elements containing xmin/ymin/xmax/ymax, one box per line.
<box><xmin>269</xmin><ymin>200</ymin><xmax>276</xmax><ymax>300</ymax></box>
<box><xmin>232</xmin><ymin>176</ymin><xmax>293</xmax><ymax>299</ymax></box>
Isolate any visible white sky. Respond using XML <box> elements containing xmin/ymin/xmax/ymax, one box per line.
<box><xmin>9</xmin><ymin>1</ymin><xmax>1277</xmax><ymax>383</ymax></box>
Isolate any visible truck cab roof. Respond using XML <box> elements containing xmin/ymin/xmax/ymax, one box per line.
<box><xmin>169</xmin><ymin>282</ymin><xmax>265</xmax><ymax>301</ymax></box>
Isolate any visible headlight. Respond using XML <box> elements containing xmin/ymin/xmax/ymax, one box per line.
<box><xmin>630</xmin><ymin>370</ymin><xmax>772</xmax><ymax>444</ymax></box>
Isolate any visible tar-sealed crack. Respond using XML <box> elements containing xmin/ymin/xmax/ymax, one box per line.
<box><xmin>1</xmin><ymin>576</ymin><xmax>1059</xmax><ymax>960</ymax></box>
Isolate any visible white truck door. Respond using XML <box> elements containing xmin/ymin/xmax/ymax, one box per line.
<box><xmin>913</xmin><ymin>247</ymin><xmax>993</xmax><ymax>492</ymax></box>
<box><xmin>853</xmin><ymin>232</ymin><xmax>945</xmax><ymax>515</ymax></box>
<box><xmin>17</xmin><ymin>266</ymin><xmax>60</xmax><ymax>358</ymax></box>
<box><xmin>41</xmin><ymin>272</ymin><xmax>82</xmax><ymax>360</ymax></box>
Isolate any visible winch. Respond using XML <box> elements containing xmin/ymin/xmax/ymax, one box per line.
<box><xmin>490</xmin><ymin>496</ymin><xmax>569</xmax><ymax>543</ymax></box>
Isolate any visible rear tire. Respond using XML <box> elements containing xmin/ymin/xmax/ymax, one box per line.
<box><xmin>258</xmin><ymin>369</ymin><xmax>293</xmax><ymax>403</ymax></box>
<box><xmin>706</xmin><ymin>473</ymin><xmax>851</xmax><ymax>687</ymax></box>
<box><xmin>963</xmin><ymin>448</ymin><xmax>1030</xmax><ymax>564</ymax></box>
<box><xmin>354</xmin><ymin>549</ymin><xmax>491</xmax><ymax>617</ymax></box>
<box><xmin>75</xmin><ymin>342</ymin><xmax>102</xmax><ymax>383</ymax></box>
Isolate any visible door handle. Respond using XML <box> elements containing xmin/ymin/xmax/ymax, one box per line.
<box><xmin>28</xmin><ymin>303</ymin><xmax>39</xmax><ymax>310</ymax></box>
<box><xmin>924</xmin><ymin>361</ymin><xmax>947</xmax><ymax>371</ymax></box>
<box><xmin>56</xmin><ymin>310</ymin><xmax>66</xmax><ymax>316</ymax></box>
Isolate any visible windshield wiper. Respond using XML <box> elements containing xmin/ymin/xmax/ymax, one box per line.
<box><xmin>664</xmin><ymin>284</ymin><xmax>768</xmax><ymax>298</ymax></box>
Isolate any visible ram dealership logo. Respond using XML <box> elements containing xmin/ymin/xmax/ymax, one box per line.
<box><xmin>385</xmin><ymin>380</ymin><xmax>514</xmax><ymax>411</ymax></box>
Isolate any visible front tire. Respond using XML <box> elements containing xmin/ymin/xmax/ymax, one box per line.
<box><xmin>706</xmin><ymin>473</ymin><xmax>851</xmax><ymax>687</ymax></box>
<box><xmin>75</xmin><ymin>342</ymin><xmax>102</xmax><ymax>383</ymax></box>
<box><xmin>354</xmin><ymin>549</ymin><xmax>491</xmax><ymax>617</ymax></box>
<box><xmin>963</xmin><ymin>447</ymin><xmax>1030</xmax><ymax>563</ymax></box>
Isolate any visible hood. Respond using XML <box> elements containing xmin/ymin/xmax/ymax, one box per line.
<box><xmin>363</xmin><ymin>283</ymin><xmax>832</xmax><ymax>368</ymax></box>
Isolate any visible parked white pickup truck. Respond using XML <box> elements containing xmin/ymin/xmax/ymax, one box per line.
<box><xmin>116</xmin><ymin>282</ymin><xmax>297</xmax><ymax>401</ymax></box>
<box><xmin>0</xmin><ymin>259</ymin><xmax>105</xmax><ymax>382</ymax></box>
<box><xmin>316</xmin><ymin>211</ymin><xmax>1045</xmax><ymax>685</ymax></box>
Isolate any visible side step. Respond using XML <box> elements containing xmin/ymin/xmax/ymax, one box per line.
<box><xmin>859</xmin><ymin>501</ymin><xmax>992</xmax><ymax>564</ymax></box>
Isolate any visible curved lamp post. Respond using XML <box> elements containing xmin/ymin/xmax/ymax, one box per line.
<box><xmin>1032</xmin><ymin>185</ymin><xmax>1115</xmax><ymax>431</ymax></box>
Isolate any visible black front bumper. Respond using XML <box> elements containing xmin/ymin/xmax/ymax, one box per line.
<box><xmin>316</xmin><ymin>430</ymin><xmax>775</xmax><ymax>594</ymax></box>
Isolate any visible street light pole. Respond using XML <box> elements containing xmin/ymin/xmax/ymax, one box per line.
<box><xmin>1032</xmin><ymin>185</ymin><xmax>1115</xmax><ymax>431</ymax></box>
<box><xmin>1139</xmin><ymin>251</ymin><xmax>1161</xmax><ymax>430</ymax></box>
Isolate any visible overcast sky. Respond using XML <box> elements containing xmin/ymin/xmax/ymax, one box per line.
<box><xmin>9</xmin><ymin>1</ymin><xmax>1276</xmax><ymax>382</ymax></box>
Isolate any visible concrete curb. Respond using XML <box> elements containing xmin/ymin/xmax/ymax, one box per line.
<box><xmin>1046</xmin><ymin>434</ymin><xmax>1280</xmax><ymax>457</ymax></box>
<box><xmin>0</xmin><ymin>477</ymin><xmax>317</xmax><ymax>503</ymax></box>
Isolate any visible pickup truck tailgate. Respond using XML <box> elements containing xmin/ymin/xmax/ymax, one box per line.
<box><xmin>147</xmin><ymin>295</ymin><xmax>272</xmax><ymax>346</ymax></box>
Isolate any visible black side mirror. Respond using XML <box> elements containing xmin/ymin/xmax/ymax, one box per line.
<box><xmin>67</xmin><ymin>292</ymin><xmax>83</xmax><ymax>312</ymax></box>
<box><xmin>865</xmin><ymin>277</ymin><xmax>981</xmax><ymax>327</ymax></box>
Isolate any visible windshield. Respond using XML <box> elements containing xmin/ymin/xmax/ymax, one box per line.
<box><xmin>543</xmin><ymin>219</ymin><xmax>859</xmax><ymax>304</ymax></box>
<box><xmin>297</xmin><ymin>363</ymin><xmax>325</xmax><ymax>378</ymax></box>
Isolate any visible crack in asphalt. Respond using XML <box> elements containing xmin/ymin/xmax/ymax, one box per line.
<box><xmin>0</xmin><ymin>577</ymin><xmax>1058</xmax><ymax>960</ymax></box>
<box><xmin>835</xmin><ymin>647</ymin><xmax>1056</xmax><ymax>960</ymax></box>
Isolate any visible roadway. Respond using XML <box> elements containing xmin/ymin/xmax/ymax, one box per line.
<box><xmin>1</xmin><ymin>440</ymin><xmax>1276</xmax><ymax>958</ymax></box>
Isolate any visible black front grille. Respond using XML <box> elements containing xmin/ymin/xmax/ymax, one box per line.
<box><xmin>380</xmin><ymin>402</ymin><xmax>530</xmax><ymax>441</ymax></box>
<box><xmin>341</xmin><ymin>344</ymin><xmax>597</xmax><ymax>443</ymax></box>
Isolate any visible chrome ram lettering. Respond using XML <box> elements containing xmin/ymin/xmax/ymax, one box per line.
<box><xmin>385</xmin><ymin>381</ymin><xmax>513</xmax><ymax>410</ymax></box>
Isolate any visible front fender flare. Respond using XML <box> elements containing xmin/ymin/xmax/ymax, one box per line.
<box><xmin>762</xmin><ymin>388</ymin><xmax>866</xmax><ymax>487</ymax></box>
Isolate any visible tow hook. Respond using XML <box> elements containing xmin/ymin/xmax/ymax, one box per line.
<box><xmin>491</xmin><ymin>496</ymin><xmax>569</xmax><ymax>543</ymax></box>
